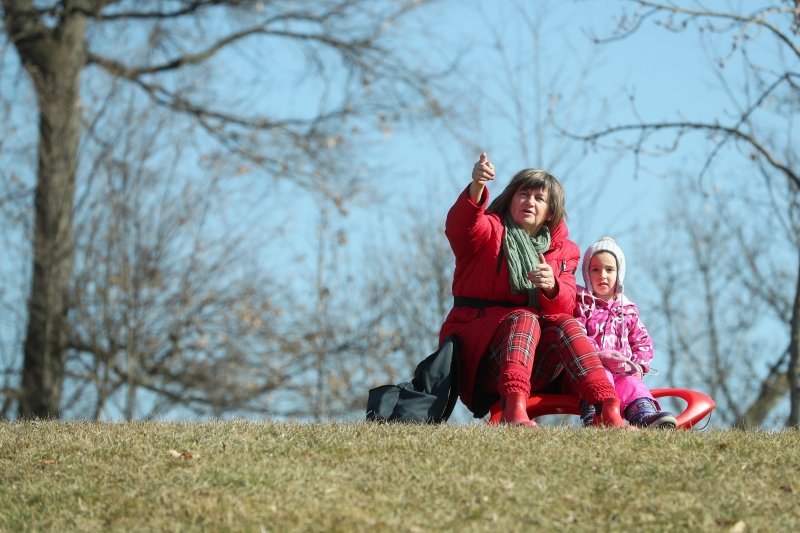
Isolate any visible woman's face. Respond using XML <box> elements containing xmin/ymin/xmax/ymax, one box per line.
<box><xmin>589</xmin><ymin>252</ymin><xmax>618</xmax><ymax>301</ymax></box>
<box><xmin>510</xmin><ymin>186</ymin><xmax>551</xmax><ymax>235</ymax></box>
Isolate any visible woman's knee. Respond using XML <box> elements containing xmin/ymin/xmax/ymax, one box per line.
<box><xmin>541</xmin><ymin>315</ymin><xmax>584</xmax><ymax>340</ymax></box>
<box><xmin>543</xmin><ymin>313</ymin><xmax>577</xmax><ymax>328</ymax></box>
<box><xmin>502</xmin><ymin>310</ymin><xmax>541</xmax><ymax>334</ymax></box>
<box><xmin>506</xmin><ymin>310</ymin><xmax>539</xmax><ymax>322</ymax></box>
<box><xmin>503</xmin><ymin>309</ymin><xmax>539</xmax><ymax>325</ymax></box>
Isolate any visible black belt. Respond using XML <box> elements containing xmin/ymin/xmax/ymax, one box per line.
<box><xmin>453</xmin><ymin>296</ymin><xmax>524</xmax><ymax>309</ymax></box>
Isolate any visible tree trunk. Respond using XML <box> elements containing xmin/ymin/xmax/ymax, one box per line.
<box><xmin>787</xmin><ymin>256</ymin><xmax>800</xmax><ymax>427</ymax></box>
<box><xmin>4</xmin><ymin>2</ymin><xmax>88</xmax><ymax>418</ymax></box>
<box><xmin>736</xmin><ymin>354</ymin><xmax>788</xmax><ymax>428</ymax></box>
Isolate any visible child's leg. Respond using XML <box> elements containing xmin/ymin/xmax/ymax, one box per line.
<box><xmin>612</xmin><ymin>374</ymin><xmax>657</xmax><ymax>412</ymax></box>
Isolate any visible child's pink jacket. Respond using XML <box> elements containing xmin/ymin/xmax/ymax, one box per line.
<box><xmin>573</xmin><ymin>286</ymin><xmax>655</xmax><ymax>373</ymax></box>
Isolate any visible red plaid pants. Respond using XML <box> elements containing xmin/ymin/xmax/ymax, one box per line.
<box><xmin>478</xmin><ymin>312</ymin><xmax>613</xmax><ymax>402</ymax></box>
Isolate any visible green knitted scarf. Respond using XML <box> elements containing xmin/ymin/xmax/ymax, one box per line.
<box><xmin>503</xmin><ymin>213</ymin><xmax>551</xmax><ymax>307</ymax></box>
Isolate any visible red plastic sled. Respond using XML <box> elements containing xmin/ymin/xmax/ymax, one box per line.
<box><xmin>487</xmin><ymin>388</ymin><xmax>715</xmax><ymax>429</ymax></box>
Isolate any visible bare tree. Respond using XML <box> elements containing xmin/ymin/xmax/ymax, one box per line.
<box><xmin>0</xmin><ymin>0</ymin><xmax>454</xmax><ymax>419</ymax></box>
<box><xmin>570</xmin><ymin>1</ymin><xmax>799</xmax><ymax>426</ymax></box>
<box><xmin>633</xmin><ymin>177</ymin><xmax>787</xmax><ymax>427</ymax></box>
<box><xmin>367</xmin><ymin>204</ymin><xmax>454</xmax><ymax>376</ymax></box>
<box><xmin>62</xmin><ymin>94</ymin><xmax>309</xmax><ymax>419</ymax></box>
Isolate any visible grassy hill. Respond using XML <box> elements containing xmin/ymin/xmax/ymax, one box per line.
<box><xmin>1</xmin><ymin>421</ymin><xmax>798</xmax><ymax>531</ymax></box>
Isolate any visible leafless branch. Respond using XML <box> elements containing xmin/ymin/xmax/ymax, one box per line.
<box><xmin>604</xmin><ymin>1</ymin><xmax>800</xmax><ymax>60</ymax></box>
<box><xmin>565</xmin><ymin>115</ymin><xmax>800</xmax><ymax>190</ymax></box>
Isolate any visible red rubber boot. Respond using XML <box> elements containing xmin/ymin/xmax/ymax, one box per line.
<box><xmin>594</xmin><ymin>398</ymin><xmax>637</xmax><ymax>429</ymax></box>
<box><xmin>500</xmin><ymin>392</ymin><xmax>538</xmax><ymax>427</ymax></box>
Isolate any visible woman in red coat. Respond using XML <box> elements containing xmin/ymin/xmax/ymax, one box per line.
<box><xmin>439</xmin><ymin>153</ymin><xmax>627</xmax><ymax>426</ymax></box>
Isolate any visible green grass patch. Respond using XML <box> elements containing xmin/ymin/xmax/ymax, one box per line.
<box><xmin>1</xmin><ymin>421</ymin><xmax>798</xmax><ymax>531</ymax></box>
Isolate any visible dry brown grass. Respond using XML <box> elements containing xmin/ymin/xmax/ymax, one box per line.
<box><xmin>1</xmin><ymin>421</ymin><xmax>798</xmax><ymax>531</ymax></box>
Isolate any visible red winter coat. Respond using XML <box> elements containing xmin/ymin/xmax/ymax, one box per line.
<box><xmin>438</xmin><ymin>185</ymin><xmax>580</xmax><ymax>415</ymax></box>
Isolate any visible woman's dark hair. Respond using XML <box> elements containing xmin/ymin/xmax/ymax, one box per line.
<box><xmin>487</xmin><ymin>168</ymin><xmax>567</xmax><ymax>228</ymax></box>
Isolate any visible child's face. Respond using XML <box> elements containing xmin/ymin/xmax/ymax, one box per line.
<box><xmin>589</xmin><ymin>252</ymin><xmax>618</xmax><ymax>301</ymax></box>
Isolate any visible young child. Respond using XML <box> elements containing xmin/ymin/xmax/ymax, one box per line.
<box><xmin>574</xmin><ymin>237</ymin><xmax>677</xmax><ymax>428</ymax></box>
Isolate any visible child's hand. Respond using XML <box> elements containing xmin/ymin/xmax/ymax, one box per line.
<box><xmin>598</xmin><ymin>350</ymin><xmax>644</xmax><ymax>378</ymax></box>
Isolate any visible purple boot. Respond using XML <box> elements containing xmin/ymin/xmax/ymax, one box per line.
<box><xmin>625</xmin><ymin>398</ymin><xmax>677</xmax><ymax>429</ymax></box>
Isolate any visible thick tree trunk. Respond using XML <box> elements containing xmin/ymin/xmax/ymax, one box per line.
<box><xmin>4</xmin><ymin>2</ymin><xmax>87</xmax><ymax>418</ymax></box>
<box><xmin>731</xmin><ymin>250</ymin><xmax>799</xmax><ymax>429</ymax></box>
<box><xmin>735</xmin><ymin>354</ymin><xmax>788</xmax><ymax>428</ymax></box>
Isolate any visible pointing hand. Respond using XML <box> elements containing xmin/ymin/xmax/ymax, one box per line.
<box><xmin>472</xmin><ymin>152</ymin><xmax>495</xmax><ymax>185</ymax></box>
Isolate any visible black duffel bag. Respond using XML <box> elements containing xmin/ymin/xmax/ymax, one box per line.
<box><xmin>366</xmin><ymin>336</ymin><xmax>460</xmax><ymax>424</ymax></box>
